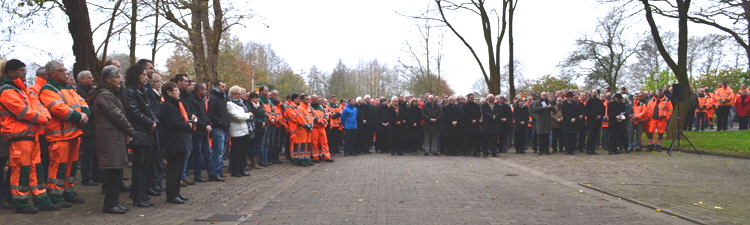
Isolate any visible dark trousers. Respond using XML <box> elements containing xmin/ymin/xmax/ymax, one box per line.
<box><xmin>40</xmin><ymin>135</ymin><xmax>49</xmax><ymax>175</ymax></box>
<box><xmin>609</xmin><ymin>126</ymin><xmax>626</xmax><ymax>153</ymax></box>
<box><xmin>131</xmin><ymin>145</ymin><xmax>156</xmax><ymax>198</ymax></box>
<box><xmin>586</xmin><ymin>127</ymin><xmax>601</xmax><ymax>152</ymax></box>
<box><xmin>696</xmin><ymin>112</ymin><xmax>708</xmax><ymax>131</ymax></box>
<box><xmin>359</xmin><ymin>128</ymin><xmax>373</xmax><ymax>153</ymax></box>
<box><xmin>601</xmin><ymin>128</ymin><xmax>610</xmax><ymax>149</ymax></box>
<box><xmin>0</xmin><ymin>156</ymin><xmax>9</xmax><ymax>202</ymax></box>
<box><xmin>151</xmin><ymin>133</ymin><xmax>164</xmax><ymax>188</ymax></box>
<box><xmin>375</xmin><ymin>130</ymin><xmax>389</xmax><ymax>152</ymax></box>
<box><xmin>191</xmin><ymin>134</ymin><xmax>212</xmax><ymax>175</ymax></box>
<box><xmin>165</xmin><ymin>151</ymin><xmax>186</xmax><ymax>199</ymax></box>
<box><xmin>327</xmin><ymin>128</ymin><xmax>343</xmax><ymax>154</ymax></box>
<box><xmin>103</xmin><ymin>169</ymin><xmax>123</xmax><ymax>209</ymax></box>
<box><xmin>389</xmin><ymin>132</ymin><xmax>403</xmax><ymax>155</ymax></box>
<box><xmin>551</xmin><ymin>128</ymin><xmax>564</xmax><ymax>152</ymax></box>
<box><xmin>498</xmin><ymin>132</ymin><xmax>509</xmax><ymax>153</ymax></box>
<box><xmin>739</xmin><ymin>116</ymin><xmax>749</xmax><ymax>130</ymax></box>
<box><xmin>717</xmin><ymin>106</ymin><xmax>731</xmax><ymax>131</ymax></box>
<box><xmin>80</xmin><ymin>136</ymin><xmax>101</xmax><ymax>183</ymax></box>
<box><xmin>685</xmin><ymin>109</ymin><xmax>696</xmax><ymax>131</ymax></box>
<box><xmin>577</xmin><ymin>131</ymin><xmax>586</xmax><ymax>152</ymax></box>
<box><xmin>229</xmin><ymin>135</ymin><xmax>250</xmax><ymax>173</ymax></box>
<box><xmin>268</xmin><ymin>127</ymin><xmax>281</xmax><ymax>161</ymax></box>
<box><xmin>514</xmin><ymin>132</ymin><xmax>527</xmax><ymax>152</ymax></box>
<box><xmin>482</xmin><ymin>133</ymin><xmax>499</xmax><ymax>155</ymax></box>
<box><xmin>443</xmin><ymin>135</ymin><xmax>458</xmax><ymax>155</ymax></box>
<box><xmin>463</xmin><ymin>135</ymin><xmax>480</xmax><ymax>155</ymax></box>
<box><xmin>565</xmin><ymin>133</ymin><xmax>578</xmax><ymax>154</ymax></box>
<box><xmin>537</xmin><ymin>133</ymin><xmax>550</xmax><ymax>154</ymax></box>
<box><xmin>344</xmin><ymin>129</ymin><xmax>358</xmax><ymax>155</ymax></box>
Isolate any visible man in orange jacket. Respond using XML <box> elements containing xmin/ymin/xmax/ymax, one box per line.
<box><xmin>28</xmin><ymin>67</ymin><xmax>52</xmax><ymax>177</ymax></box>
<box><xmin>310</xmin><ymin>95</ymin><xmax>334</xmax><ymax>163</ymax></box>
<box><xmin>326</xmin><ymin>96</ymin><xmax>344</xmax><ymax>155</ymax></box>
<box><xmin>695</xmin><ymin>88</ymin><xmax>713</xmax><ymax>131</ymax></box>
<box><xmin>645</xmin><ymin>89</ymin><xmax>673</xmax><ymax>151</ymax></box>
<box><xmin>39</xmin><ymin>60</ymin><xmax>90</xmax><ymax>207</ymax></box>
<box><xmin>1</xmin><ymin>59</ymin><xmax>62</xmax><ymax>213</ymax></box>
<box><xmin>713</xmin><ymin>81</ymin><xmax>735</xmax><ymax>131</ymax></box>
<box><xmin>630</xmin><ymin>93</ymin><xmax>649</xmax><ymax>151</ymax></box>
<box><xmin>284</xmin><ymin>94</ymin><xmax>301</xmax><ymax>165</ymax></box>
<box><xmin>295</xmin><ymin>95</ymin><xmax>315</xmax><ymax>167</ymax></box>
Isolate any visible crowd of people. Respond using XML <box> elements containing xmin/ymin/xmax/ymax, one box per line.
<box><xmin>0</xmin><ymin>57</ymin><xmax>745</xmax><ymax>215</ymax></box>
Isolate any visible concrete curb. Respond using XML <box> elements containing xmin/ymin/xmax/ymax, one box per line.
<box><xmin>659</xmin><ymin>147</ymin><xmax>750</xmax><ymax>159</ymax></box>
<box><xmin>578</xmin><ymin>183</ymin><xmax>707</xmax><ymax>225</ymax></box>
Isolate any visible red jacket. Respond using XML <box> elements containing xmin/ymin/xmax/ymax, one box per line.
<box><xmin>735</xmin><ymin>93</ymin><xmax>750</xmax><ymax>117</ymax></box>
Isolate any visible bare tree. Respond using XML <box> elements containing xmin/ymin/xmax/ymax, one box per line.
<box><xmin>560</xmin><ymin>6</ymin><xmax>641</xmax><ymax>91</ymax></box>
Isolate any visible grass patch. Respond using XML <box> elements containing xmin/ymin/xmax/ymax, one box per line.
<box><xmin>658</xmin><ymin>130</ymin><xmax>750</xmax><ymax>157</ymax></box>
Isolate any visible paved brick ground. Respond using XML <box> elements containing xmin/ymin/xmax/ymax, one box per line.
<box><xmin>2</xmin><ymin>149</ymin><xmax>739</xmax><ymax>225</ymax></box>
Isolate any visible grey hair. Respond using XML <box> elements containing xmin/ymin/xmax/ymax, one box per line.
<box><xmin>77</xmin><ymin>70</ymin><xmax>92</xmax><ymax>82</ymax></box>
<box><xmin>36</xmin><ymin>67</ymin><xmax>46</xmax><ymax>76</ymax></box>
<box><xmin>100</xmin><ymin>65</ymin><xmax>120</xmax><ymax>84</ymax></box>
<box><xmin>44</xmin><ymin>60</ymin><xmax>64</xmax><ymax>75</ymax></box>
<box><xmin>391</xmin><ymin>96</ymin><xmax>398</xmax><ymax>102</ymax></box>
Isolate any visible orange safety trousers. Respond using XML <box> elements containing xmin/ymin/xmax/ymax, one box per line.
<box><xmin>9</xmin><ymin>140</ymin><xmax>53</xmax><ymax>208</ymax></box>
<box><xmin>297</xmin><ymin>128</ymin><xmax>312</xmax><ymax>160</ymax></box>
<box><xmin>311</xmin><ymin>128</ymin><xmax>330</xmax><ymax>161</ymax></box>
<box><xmin>46</xmin><ymin>138</ymin><xmax>80</xmax><ymax>202</ymax></box>
<box><xmin>289</xmin><ymin>131</ymin><xmax>300</xmax><ymax>160</ymax></box>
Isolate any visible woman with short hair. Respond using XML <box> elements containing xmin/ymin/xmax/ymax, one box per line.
<box><xmin>158</xmin><ymin>82</ymin><xmax>195</xmax><ymax>204</ymax></box>
<box><xmin>227</xmin><ymin>86</ymin><xmax>254</xmax><ymax>177</ymax></box>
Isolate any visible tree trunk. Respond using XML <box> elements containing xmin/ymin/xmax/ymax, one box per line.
<box><xmin>62</xmin><ymin>0</ymin><xmax>100</xmax><ymax>78</ymax></box>
<box><xmin>189</xmin><ymin>1</ymin><xmax>207</xmax><ymax>82</ymax></box>
<box><xmin>507</xmin><ymin>0</ymin><xmax>517</xmax><ymax>98</ymax></box>
<box><xmin>129</xmin><ymin>0</ymin><xmax>137</xmax><ymax>65</ymax></box>
<box><xmin>152</xmin><ymin>0</ymin><xmax>159</xmax><ymax>62</ymax></box>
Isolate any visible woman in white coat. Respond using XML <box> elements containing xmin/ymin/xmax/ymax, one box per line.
<box><xmin>227</xmin><ymin>86</ymin><xmax>255</xmax><ymax>177</ymax></box>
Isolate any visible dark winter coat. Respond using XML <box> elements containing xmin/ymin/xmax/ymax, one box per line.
<box><xmin>406</xmin><ymin>105</ymin><xmax>423</xmax><ymax>143</ymax></box>
<box><xmin>159</xmin><ymin>95</ymin><xmax>193</xmax><ymax>155</ymax></box>
<box><xmin>357</xmin><ymin>103</ymin><xmax>375</xmax><ymax>131</ymax></box>
<box><xmin>498</xmin><ymin>103</ymin><xmax>514</xmax><ymax>134</ymax></box>
<box><xmin>513</xmin><ymin>105</ymin><xmax>530</xmax><ymax>133</ymax></box>
<box><xmin>208</xmin><ymin>88</ymin><xmax>231</xmax><ymax>132</ymax></box>
<box><xmin>77</xmin><ymin>85</ymin><xmax>95</xmax><ymax>137</ymax></box>
<box><xmin>607</xmin><ymin>100</ymin><xmax>629</xmax><ymax>129</ymax></box>
<box><xmin>421</xmin><ymin>102</ymin><xmax>442</xmax><ymax>133</ymax></box>
<box><xmin>185</xmin><ymin>92</ymin><xmax>210</xmax><ymax>135</ymax></box>
<box><xmin>89</xmin><ymin>86</ymin><xmax>135</xmax><ymax>169</ymax></box>
<box><xmin>124</xmin><ymin>85</ymin><xmax>158</xmax><ymax>147</ymax></box>
<box><xmin>481</xmin><ymin>102</ymin><xmax>503</xmax><ymax>134</ymax></box>
<box><xmin>388</xmin><ymin>105</ymin><xmax>409</xmax><ymax>142</ymax></box>
<box><xmin>441</xmin><ymin>104</ymin><xmax>462</xmax><ymax>137</ymax></box>
<box><xmin>461</xmin><ymin>101</ymin><xmax>481</xmax><ymax>135</ymax></box>
<box><xmin>374</xmin><ymin>104</ymin><xmax>391</xmax><ymax>132</ymax></box>
<box><xmin>531</xmin><ymin>99</ymin><xmax>555</xmax><ymax>134</ymax></box>
<box><xmin>561</xmin><ymin>100</ymin><xmax>583</xmax><ymax>134</ymax></box>
<box><xmin>584</xmin><ymin>98</ymin><xmax>605</xmax><ymax>128</ymax></box>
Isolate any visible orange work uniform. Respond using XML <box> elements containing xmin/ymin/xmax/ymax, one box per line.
<box><xmin>646</xmin><ymin>96</ymin><xmax>673</xmax><ymax>134</ymax></box>
<box><xmin>39</xmin><ymin>79</ymin><xmax>90</xmax><ymax>203</ymax></box>
<box><xmin>0</xmin><ymin>77</ymin><xmax>54</xmax><ymax>209</ymax></box>
<box><xmin>310</xmin><ymin>103</ymin><xmax>332</xmax><ymax>161</ymax></box>
<box><xmin>295</xmin><ymin>102</ymin><xmax>314</xmax><ymax>164</ymax></box>
<box><xmin>283</xmin><ymin>101</ymin><xmax>299</xmax><ymax>162</ymax></box>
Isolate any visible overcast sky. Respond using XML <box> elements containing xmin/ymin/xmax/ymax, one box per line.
<box><xmin>5</xmin><ymin>0</ymin><xmax>721</xmax><ymax>95</ymax></box>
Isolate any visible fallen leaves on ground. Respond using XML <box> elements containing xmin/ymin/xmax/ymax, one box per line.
<box><xmin>655</xmin><ymin>209</ymin><xmax>662</xmax><ymax>212</ymax></box>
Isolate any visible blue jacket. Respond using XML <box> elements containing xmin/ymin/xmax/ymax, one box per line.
<box><xmin>341</xmin><ymin>103</ymin><xmax>358</xmax><ymax>130</ymax></box>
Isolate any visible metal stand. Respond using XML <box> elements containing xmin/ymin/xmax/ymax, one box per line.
<box><xmin>668</xmin><ymin>101</ymin><xmax>700</xmax><ymax>156</ymax></box>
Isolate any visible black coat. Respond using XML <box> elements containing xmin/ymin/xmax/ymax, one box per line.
<box><xmin>561</xmin><ymin>100</ymin><xmax>583</xmax><ymax>134</ymax></box>
<box><xmin>461</xmin><ymin>101</ymin><xmax>481</xmax><ymax>135</ymax></box>
<box><xmin>513</xmin><ymin>105</ymin><xmax>530</xmax><ymax>133</ymax></box>
<box><xmin>159</xmin><ymin>96</ymin><xmax>193</xmax><ymax>154</ymax></box>
<box><xmin>185</xmin><ymin>92</ymin><xmax>210</xmax><ymax>135</ymax></box>
<box><xmin>584</xmin><ymin>98</ymin><xmax>605</xmax><ymax>128</ymax></box>
<box><xmin>481</xmin><ymin>102</ymin><xmax>503</xmax><ymax>134</ymax></box>
<box><xmin>246</xmin><ymin>100</ymin><xmax>265</xmax><ymax>135</ymax></box>
<box><xmin>406</xmin><ymin>105</ymin><xmax>423</xmax><ymax>142</ymax></box>
<box><xmin>421</xmin><ymin>102</ymin><xmax>442</xmax><ymax>133</ymax></box>
<box><xmin>77</xmin><ymin>85</ymin><xmax>95</xmax><ymax>137</ymax></box>
<box><xmin>374</xmin><ymin>104</ymin><xmax>391</xmax><ymax>132</ymax></box>
<box><xmin>124</xmin><ymin>86</ymin><xmax>158</xmax><ymax>146</ymax></box>
<box><xmin>208</xmin><ymin>88</ymin><xmax>231</xmax><ymax>131</ymax></box>
<box><xmin>498</xmin><ymin>103</ymin><xmax>513</xmax><ymax>133</ymax></box>
<box><xmin>356</xmin><ymin>103</ymin><xmax>374</xmax><ymax>130</ymax></box>
<box><xmin>388</xmin><ymin>106</ymin><xmax>408</xmax><ymax>142</ymax></box>
<box><xmin>144</xmin><ymin>82</ymin><xmax>162</xmax><ymax>117</ymax></box>
<box><xmin>441</xmin><ymin>104</ymin><xmax>462</xmax><ymax>137</ymax></box>
<box><xmin>607</xmin><ymin>101</ymin><xmax>629</xmax><ymax>129</ymax></box>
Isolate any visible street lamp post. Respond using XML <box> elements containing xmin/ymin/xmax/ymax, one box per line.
<box><xmin>654</xmin><ymin>73</ymin><xmax>660</xmax><ymax>92</ymax></box>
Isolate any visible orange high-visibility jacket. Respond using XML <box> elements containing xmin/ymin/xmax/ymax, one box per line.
<box><xmin>283</xmin><ymin>101</ymin><xmax>298</xmax><ymax>133</ymax></box>
<box><xmin>713</xmin><ymin>87</ymin><xmax>735</xmax><ymax>107</ymax></box>
<box><xmin>631</xmin><ymin>100</ymin><xmax>649</xmax><ymax>125</ymax></box>
<box><xmin>696</xmin><ymin>95</ymin><xmax>714</xmax><ymax>113</ymax></box>
<box><xmin>327</xmin><ymin>102</ymin><xmax>343</xmax><ymax>130</ymax></box>
<box><xmin>602</xmin><ymin>101</ymin><xmax>609</xmax><ymax>128</ymax></box>
<box><xmin>311</xmin><ymin>104</ymin><xmax>327</xmax><ymax>129</ymax></box>
<box><xmin>295</xmin><ymin>102</ymin><xmax>314</xmax><ymax>130</ymax></box>
<box><xmin>646</xmin><ymin>96</ymin><xmax>673</xmax><ymax>120</ymax></box>
<box><xmin>267</xmin><ymin>103</ymin><xmax>284</xmax><ymax>128</ymax></box>
<box><xmin>0</xmin><ymin>77</ymin><xmax>50</xmax><ymax>142</ymax></box>
<box><xmin>39</xmin><ymin>79</ymin><xmax>90</xmax><ymax>141</ymax></box>
<box><xmin>29</xmin><ymin>76</ymin><xmax>48</xmax><ymax>135</ymax></box>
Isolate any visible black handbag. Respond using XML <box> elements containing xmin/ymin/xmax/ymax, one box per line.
<box><xmin>128</xmin><ymin>128</ymin><xmax>155</xmax><ymax>148</ymax></box>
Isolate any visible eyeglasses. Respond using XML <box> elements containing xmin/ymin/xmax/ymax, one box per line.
<box><xmin>52</xmin><ymin>69</ymin><xmax>67</xmax><ymax>74</ymax></box>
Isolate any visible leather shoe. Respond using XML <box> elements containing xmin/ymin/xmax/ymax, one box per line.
<box><xmin>15</xmin><ymin>206</ymin><xmax>39</xmax><ymax>214</ymax></box>
<box><xmin>208</xmin><ymin>175</ymin><xmax>225</xmax><ymax>182</ymax></box>
<box><xmin>147</xmin><ymin>188</ymin><xmax>161</xmax><ymax>196</ymax></box>
<box><xmin>82</xmin><ymin>180</ymin><xmax>99</xmax><ymax>186</ymax></box>
<box><xmin>194</xmin><ymin>176</ymin><xmax>207</xmax><ymax>182</ymax></box>
<box><xmin>156</xmin><ymin>184</ymin><xmax>166</xmax><ymax>192</ymax></box>
<box><xmin>116</xmin><ymin>204</ymin><xmax>130</xmax><ymax>211</ymax></box>
<box><xmin>120</xmin><ymin>184</ymin><xmax>131</xmax><ymax>192</ymax></box>
<box><xmin>1</xmin><ymin>198</ymin><xmax>14</xmax><ymax>209</ymax></box>
<box><xmin>103</xmin><ymin>206</ymin><xmax>127</xmax><ymax>214</ymax></box>
<box><xmin>166</xmin><ymin>197</ymin><xmax>185</xmax><ymax>204</ymax></box>
<box><xmin>183</xmin><ymin>179</ymin><xmax>196</xmax><ymax>185</ymax></box>
<box><xmin>150</xmin><ymin>185</ymin><xmax>164</xmax><ymax>193</ymax></box>
<box><xmin>38</xmin><ymin>204</ymin><xmax>62</xmax><ymax>211</ymax></box>
<box><xmin>54</xmin><ymin>201</ymin><xmax>72</xmax><ymax>208</ymax></box>
<box><xmin>178</xmin><ymin>194</ymin><xmax>189</xmax><ymax>201</ymax></box>
<box><xmin>241</xmin><ymin>172</ymin><xmax>251</xmax><ymax>176</ymax></box>
<box><xmin>231</xmin><ymin>172</ymin><xmax>243</xmax><ymax>177</ymax></box>
<box><xmin>220</xmin><ymin>174</ymin><xmax>230</xmax><ymax>178</ymax></box>
<box><xmin>68</xmin><ymin>197</ymin><xmax>85</xmax><ymax>204</ymax></box>
<box><xmin>312</xmin><ymin>160</ymin><xmax>321</xmax><ymax>163</ymax></box>
<box><xmin>180</xmin><ymin>180</ymin><xmax>188</xmax><ymax>187</ymax></box>
<box><xmin>133</xmin><ymin>199</ymin><xmax>151</xmax><ymax>208</ymax></box>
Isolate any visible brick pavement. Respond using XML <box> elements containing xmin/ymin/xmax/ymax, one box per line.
<box><xmin>2</xmin><ymin>150</ymin><xmax>733</xmax><ymax>225</ymax></box>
